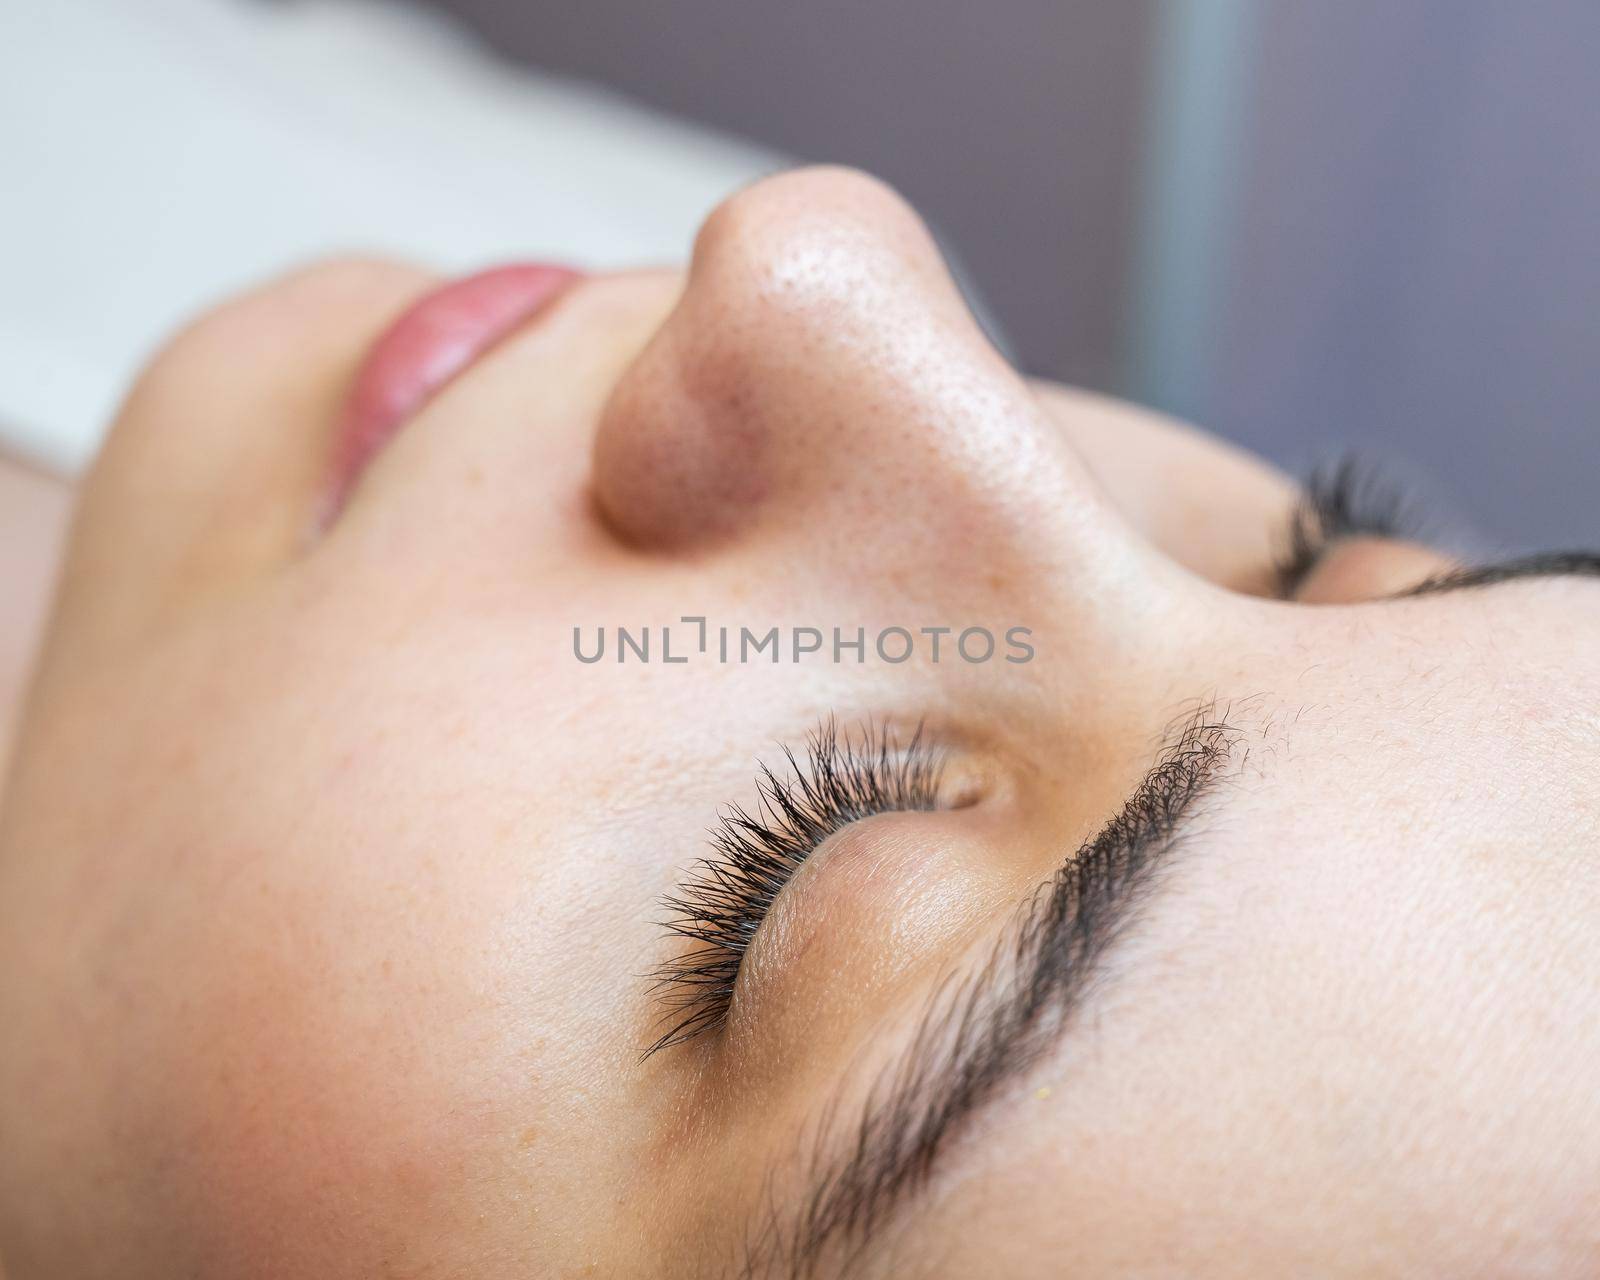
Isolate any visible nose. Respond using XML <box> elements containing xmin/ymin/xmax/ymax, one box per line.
<box><xmin>591</xmin><ymin>168</ymin><xmax>1115</xmax><ymax>579</ymax></box>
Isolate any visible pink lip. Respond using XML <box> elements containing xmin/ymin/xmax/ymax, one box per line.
<box><xmin>322</xmin><ymin>262</ymin><xmax>583</xmax><ymax>523</ymax></box>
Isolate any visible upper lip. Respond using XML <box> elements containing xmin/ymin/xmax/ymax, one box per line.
<box><xmin>319</xmin><ymin>262</ymin><xmax>584</xmax><ymax>526</ymax></box>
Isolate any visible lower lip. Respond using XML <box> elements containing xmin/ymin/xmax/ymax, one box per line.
<box><xmin>322</xmin><ymin>262</ymin><xmax>583</xmax><ymax>523</ymax></box>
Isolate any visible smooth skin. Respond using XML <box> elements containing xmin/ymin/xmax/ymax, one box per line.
<box><xmin>0</xmin><ymin>169</ymin><xmax>1596</xmax><ymax>1278</ymax></box>
<box><xmin>0</xmin><ymin>455</ymin><xmax>71</xmax><ymax>783</ymax></box>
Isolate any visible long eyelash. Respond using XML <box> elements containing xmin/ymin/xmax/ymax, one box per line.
<box><xmin>1274</xmin><ymin>454</ymin><xmax>1425</xmax><ymax>597</ymax></box>
<box><xmin>646</xmin><ymin>719</ymin><xmax>942</xmax><ymax>1057</ymax></box>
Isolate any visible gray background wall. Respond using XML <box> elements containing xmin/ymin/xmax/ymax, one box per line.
<box><xmin>1210</xmin><ymin>1</ymin><xmax>1600</xmax><ymax>550</ymax></box>
<box><xmin>417</xmin><ymin>0</ymin><xmax>1157</xmax><ymax>390</ymax></box>
<box><xmin>418</xmin><ymin>0</ymin><xmax>1598</xmax><ymax>550</ymax></box>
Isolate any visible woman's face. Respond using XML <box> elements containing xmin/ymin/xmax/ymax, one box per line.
<box><xmin>2</xmin><ymin>168</ymin><xmax>1597</xmax><ymax>1279</ymax></box>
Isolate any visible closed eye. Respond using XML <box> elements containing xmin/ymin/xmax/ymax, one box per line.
<box><xmin>1271</xmin><ymin>457</ymin><xmax>1600</xmax><ymax>602</ymax></box>
<box><xmin>1273</xmin><ymin>456</ymin><xmax>1426</xmax><ymax>599</ymax></box>
<box><xmin>645</xmin><ymin>718</ymin><xmax>943</xmax><ymax>1056</ymax></box>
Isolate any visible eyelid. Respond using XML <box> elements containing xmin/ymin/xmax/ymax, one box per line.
<box><xmin>646</xmin><ymin>720</ymin><xmax>944</xmax><ymax>1057</ymax></box>
<box><xmin>1274</xmin><ymin>456</ymin><xmax>1425</xmax><ymax>598</ymax></box>
<box><xmin>738</xmin><ymin>706</ymin><xmax>1242</xmax><ymax>1279</ymax></box>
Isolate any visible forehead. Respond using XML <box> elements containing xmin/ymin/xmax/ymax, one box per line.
<box><xmin>1222</xmin><ymin>587</ymin><xmax>1600</xmax><ymax>866</ymax></box>
<box><xmin>1243</xmin><ymin>577</ymin><xmax>1599</xmax><ymax>746</ymax></box>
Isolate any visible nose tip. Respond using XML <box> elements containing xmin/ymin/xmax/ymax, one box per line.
<box><xmin>591</xmin><ymin>167</ymin><xmax>1057</xmax><ymax>551</ymax></box>
<box><xmin>688</xmin><ymin>166</ymin><xmax>956</xmax><ymax>329</ymax></box>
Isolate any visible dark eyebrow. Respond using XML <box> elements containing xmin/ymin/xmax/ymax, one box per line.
<box><xmin>1394</xmin><ymin>550</ymin><xmax>1600</xmax><ymax>598</ymax></box>
<box><xmin>737</xmin><ymin>707</ymin><xmax>1242</xmax><ymax>1280</ymax></box>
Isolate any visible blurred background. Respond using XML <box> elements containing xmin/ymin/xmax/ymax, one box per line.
<box><xmin>2</xmin><ymin>0</ymin><xmax>1596</xmax><ymax>547</ymax></box>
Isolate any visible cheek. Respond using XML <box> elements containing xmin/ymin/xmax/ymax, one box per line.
<box><xmin>161</xmin><ymin>976</ymin><xmax>502</xmax><ymax>1273</ymax></box>
<box><xmin>61</xmin><ymin>747</ymin><xmax>534</xmax><ymax>1269</ymax></box>
<box><xmin>51</xmin><ymin>258</ymin><xmax>435</xmax><ymax>654</ymax></box>
<box><xmin>2</xmin><ymin>606</ymin><xmax>650</xmax><ymax>1273</ymax></box>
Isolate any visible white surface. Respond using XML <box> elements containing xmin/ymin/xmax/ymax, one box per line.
<box><xmin>0</xmin><ymin>0</ymin><xmax>782</xmax><ymax>473</ymax></box>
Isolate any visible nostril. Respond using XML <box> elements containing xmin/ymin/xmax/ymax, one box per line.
<box><xmin>592</xmin><ymin>325</ymin><xmax>776</xmax><ymax>549</ymax></box>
